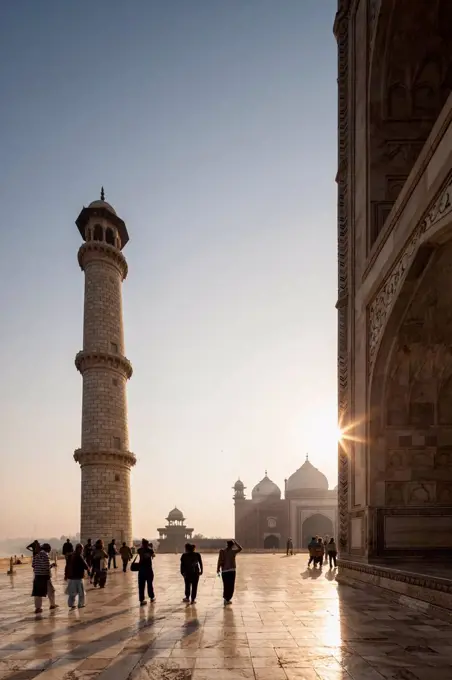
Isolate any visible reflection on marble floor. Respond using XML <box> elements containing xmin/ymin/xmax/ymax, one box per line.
<box><xmin>1</xmin><ymin>554</ymin><xmax>452</xmax><ymax>679</ymax></box>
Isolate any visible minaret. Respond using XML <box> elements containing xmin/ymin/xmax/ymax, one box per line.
<box><xmin>233</xmin><ymin>479</ymin><xmax>246</xmax><ymax>544</ymax></box>
<box><xmin>74</xmin><ymin>189</ymin><xmax>136</xmax><ymax>545</ymax></box>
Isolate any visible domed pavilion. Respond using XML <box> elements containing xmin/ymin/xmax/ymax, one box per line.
<box><xmin>233</xmin><ymin>455</ymin><xmax>337</xmax><ymax>550</ymax></box>
<box><xmin>157</xmin><ymin>507</ymin><xmax>194</xmax><ymax>553</ymax></box>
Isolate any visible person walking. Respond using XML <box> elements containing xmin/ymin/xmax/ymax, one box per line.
<box><xmin>217</xmin><ymin>539</ymin><xmax>242</xmax><ymax>606</ymax></box>
<box><xmin>92</xmin><ymin>540</ymin><xmax>108</xmax><ymax>588</ymax></box>
<box><xmin>315</xmin><ymin>537</ymin><xmax>325</xmax><ymax>567</ymax></box>
<box><xmin>67</xmin><ymin>544</ymin><xmax>89</xmax><ymax>609</ymax></box>
<box><xmin>137</xmin><ymin>539</ymin><xmax>155</xmax><ymax>606</ymax></box>
<box><xmin>63</xmin><ymin>539</ymin><xmax>74</xmax><ymax>581</ymax></box>
<box><xmin>180</xmin><ymin>543</ymin><xmax>203</xmax><ymax>604</ymax></box>
<box><xmin>32</xmin><ymin>543</ymin><xmax>58</xmax><ymax>614</ymax></box>
<box><xmin>107</xmin><ymin>539</ymin><xmax>118</xmax><ymax>570</ymax></box>
<box><xmin>308</xmin><ymin>536</ymin><xmax>317</xmax><ymax>566</ymax></box>
<box><xmin>327</xmin><ymin>537</ymin><xmax>338</xmax><ymax>568</ymax></box>
<box><xmin>83</xmin><ymin>539</ymin><xmax>94</xmax><ymax>582</ymax></box>
<box><xmin>120</xmin><ymin>542</ymin><xmax>133</xmax><ymax>572</ymax></box>
<box><xmin>286</xmin><ymin>538</ymin><xmax>294</xmax><ymax>556</ymax></box>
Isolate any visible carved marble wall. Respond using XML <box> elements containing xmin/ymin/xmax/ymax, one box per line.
<box><xmin>368</xmin><ymin>0</ymin><xmax>452</xmax><ymax>245</ymax></box>
<box><xmin>336</xmin><ymin>0</ymin><xmax>452</xmax><ymax>562</ymax></box>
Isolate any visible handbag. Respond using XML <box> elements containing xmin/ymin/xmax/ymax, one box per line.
<box><xmin>130</xmin><ymin>555</ymin><xmax>139</xmax><ymax>572</ymax></box>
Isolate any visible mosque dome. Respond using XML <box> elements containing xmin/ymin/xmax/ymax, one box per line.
<box><xmin>234</xmin><ymin>479</ymin><xmax>245</xmax><ymax>491</ymax></box>
<box><xmin>167</xmin><ymin>507</ymin><xmax>184</xmax><ymax>522</ymax></box>
<box><xmin>88</xmin><ymin>199</ymin><xmax>117</xmax><ymax>215</ymax></box>
<box><xmin>286</xmin><ymin>456</ymin><xmax>329</xmax><ymax>493</ymax></box>
<box><xmin>251</xmin><ymin>472</ymin><xmax>281</xmax><ymax>501</ymax></box>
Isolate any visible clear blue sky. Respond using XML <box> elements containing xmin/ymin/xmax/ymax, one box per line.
<box><xmin>0</xmin><ymin>0</ymin><xmax>338</xmax><ymax>540</ymax></box>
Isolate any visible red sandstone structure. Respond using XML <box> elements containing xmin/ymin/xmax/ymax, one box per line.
<box><xmin>234</xmin><ymin>457</ymin><xmax>338</xmax><ymax>550</ymax></box>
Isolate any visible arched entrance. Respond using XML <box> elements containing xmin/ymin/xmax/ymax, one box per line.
<box><xmin>370</xmin><ymin>242</ymin><xmax>452</xmax><ymax>557</ymax></box>
<box><xmin>263</xmin><ymin>534</ymin><xmax>280</xmax><ymax>550</ymax></box>
<box><xmin>302</xmin><ymin>515</ymin><xmax>333</xmax><ymax>548</ymax></box>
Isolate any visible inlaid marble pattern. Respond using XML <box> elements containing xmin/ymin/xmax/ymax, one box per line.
<box><xmin>1</xmin><ymin>555</ymin><xmax>452</xmax><ymax>679</ymax></box>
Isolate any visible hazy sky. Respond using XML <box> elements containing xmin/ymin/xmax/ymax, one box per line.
<box><xmin>0</xmin><ymin>0</ymin><xmax>338</xmax><ymax>540</ymax></box>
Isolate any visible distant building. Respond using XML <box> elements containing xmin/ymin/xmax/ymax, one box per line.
<box><xmin>157</xmin><ymin>508</ymin><xmax>194</xmax><ymax>553</ymax></box>
<box><xmin>234</xmin><ymin>456</ymin><xmax>338</xmax><ymax>550</ymax></box>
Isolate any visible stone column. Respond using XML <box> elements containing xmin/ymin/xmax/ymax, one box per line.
<box><xmin>73</xmin><ymin>194</ymin><xmax>136</xmax><ymax>546</ymax></box>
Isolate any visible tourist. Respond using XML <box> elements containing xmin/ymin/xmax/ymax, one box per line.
<box><xmin>307</xmin><ymin>536</ymin><xmax>317</xmax><ymax>566</ymax></box>
<box><xmin>217</xmin><ymin>539</ymin><xmax>242</xmax><ymax>606</ymax></box>
<box><xmin>137</xmin><ymin>538</ymin><xmax>156</xmax><ymax>606</ymax></box>
<box><xmin>92</xmin><ymin>539</ymin><xmax>108</xmax><ymax>588</ymax></box>
<box><xmin>286</xmin><ymin>537</ymin><xmax>294</xmax><ymax>556</ymax></box>
<box><xmin>107</xmin><ymin>539</ymin><xmax>118</xmax><ymax>569</ymax></box>
<box><xmin>83</xmin><ymin>539</ymin><xmax>94</xmax><ymax>582</ymax></box>
<box><xmin>26</xmin><ymin>540</ymin><xmax>40</xmax><ymax>556</ymax></box>
<box><xmin>315</xmin><ymin>537</ymin><xmax>325</xmax><ymax>567</ymax></box>
<box><xmin>62</xmin><ymin>538</ymin><xmax>74</xmax><ymax>561</ymax></box>
<box><xmin>327</xmin><ymin>537</ymin><xmax>337</xmax><ymax>568</ymax></box>
<box><xmin>119</xmin><ymin>541</ymin><xmax>133</xmax><ymax>572</ymax></box>
<box><xmin>67</xmin><ymin>544</ymin><xmax>89</xmax><ymax>609</ymax></box>
<box><xmin>32</xmin><ymin>543</ymin><xmax>58</xmax><ymax>614</ymax></box>
<box><xmin>180</xmin><ymin>543</ymin><xmax>203</xmax><ymax>604</ymax></box>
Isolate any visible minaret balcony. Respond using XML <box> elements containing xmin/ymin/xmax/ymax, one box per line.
<box><xmin>78</xmin><ymin>241</ymin><xmax>128</xmax><ymax>279</ymax></box>
<box><xmin>75</xmin><ymin>350</ymin><xmax>133</xmax><ymax>379</ymax></box>
<box><xmin>74</xmin><ymin>448</ymin><xmax>136</xmax><ymax>468</ymax></box>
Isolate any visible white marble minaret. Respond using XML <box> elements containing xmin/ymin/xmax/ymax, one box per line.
<box><xmin>74</xmin><ymin>189</ymin><xmax>135</xmax><ymax>545</ymax></box>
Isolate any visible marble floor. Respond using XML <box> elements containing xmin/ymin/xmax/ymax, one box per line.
<box><xmin>1</xmin><ymin>554</ymin><xmax>452</xmax><ymax>680</ymax></box>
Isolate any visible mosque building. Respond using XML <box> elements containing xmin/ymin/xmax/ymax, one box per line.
<box><xmin>234</xmin><ymin>456</ymin><xmax>338</xmax><ymax>550</ymax></box>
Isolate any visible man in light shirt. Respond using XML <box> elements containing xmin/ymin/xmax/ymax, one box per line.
<box><xmin>217</xmin><ymin>539</ymin><xmax>242</xmax><ymax>605</ymax></box>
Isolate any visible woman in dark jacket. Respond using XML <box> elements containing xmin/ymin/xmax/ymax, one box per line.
<box><xmin>180</xmin><ymin>543</ymin><xmax>203</xmax><ymax>604</ymax></box>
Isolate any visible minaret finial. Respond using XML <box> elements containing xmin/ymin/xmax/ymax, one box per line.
<box><xmin>100</xmin><ymin>186</ymin><xmax>105</xmax><ymax>201</ymax></box>
<box><xmin>306</xmin><ymin>453</ymin><xmax>309</xmax><ymax>462</ymax></box>
<box><xmin>265</xmin><ymin>469</ymin><xmax>268</xmax><ymax>476</ymax></box>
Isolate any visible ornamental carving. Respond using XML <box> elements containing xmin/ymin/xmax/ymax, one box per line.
<box><xmin>368</xmin><ymin>228</ymin><xmax>421</xmax><ymax>367</ymax></box>
<box><xmin>334</xmin><ymin>4</ymin><xmax>350</xmax><ymax>554</ymax></box>
<box><xmin>420</xmin><ymin>174</ymin><xmax>452</xmax><ymax>235</ymax></box>
<box><xmin>369</xmin><ymin>173</ymin><xmax>452</xmax><ymax>369</ymax></box>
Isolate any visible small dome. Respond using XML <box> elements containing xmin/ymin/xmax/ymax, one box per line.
<box><xmin>234</xmin><ymin>479</ymin><xmax>245</xmax><ymax>491</ymax></box>
<box><xmin>286</xmin><ymin>456</ymin><xmax>328</xmax><ymax>493</ymax></box>
<box><xmin>88</xmin><ymin>199</ymin><xmax>117</xmax><ymax>215</ymax></box>
<box><xmin>167</xmin><ymin>507</ymin><xmax>184</xmax><ymax>521</ymax></box>
<box><xmin>252</xmin><ymin>473</ymin><xmax>281</xmax><ymax>501</ymax></box>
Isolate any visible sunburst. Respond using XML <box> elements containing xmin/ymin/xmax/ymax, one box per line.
<box><xmin>337</xmin><ymin>414</ymin><xmax>368</xmax><ymax>456</ymax></box>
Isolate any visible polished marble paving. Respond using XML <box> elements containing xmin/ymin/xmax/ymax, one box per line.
<box><xmin>1</xmin><ymin>554</ymin><xmax>452</xmax><ymax>680</ymax></box>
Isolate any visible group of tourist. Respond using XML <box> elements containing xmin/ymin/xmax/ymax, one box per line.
<box><xmin>29</xmin><ymin>534</ymin><xmax>337</xmax><ymax>614</ymax></box>
<box><xmin>307</xmin><ymin>535</ymin><xmax>337</xmax><ymax>568</ymax></box>
<box><xmin>28</xmin><ymin>536</ymin><xmax>243</xmax><ymax>614</ymax></box>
